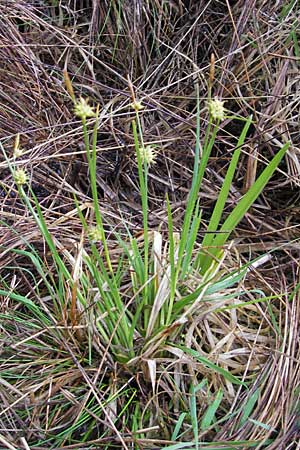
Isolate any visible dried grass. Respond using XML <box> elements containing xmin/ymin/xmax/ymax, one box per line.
<box><xmin>0</xmin><ymin>1</ymin><xmax>300</xmax><ymax>448</ymax></box>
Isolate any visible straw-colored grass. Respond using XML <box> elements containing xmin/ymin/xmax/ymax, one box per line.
<box><xmin>0</xmin><ymin>1</ymin><xmax>300</xmax><ymax>449</ymax></box>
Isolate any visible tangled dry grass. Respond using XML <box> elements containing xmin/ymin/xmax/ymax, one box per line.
<box><xmin>0</xmin><ymin>1</ymin><xmax>300</xmax><ymax>449</ymax></box>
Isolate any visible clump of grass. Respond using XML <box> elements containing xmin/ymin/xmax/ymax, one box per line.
<box><xmin>1</xmin><ymin>2</ymin><xmax>300</xmax><ymax>449</ymax></box>
<box><xmin>0</xmin><ymin>75</ymin><xmax>292</xmax><ymax>448</ymax></box>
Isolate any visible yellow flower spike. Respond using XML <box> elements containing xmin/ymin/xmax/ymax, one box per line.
<box><xmin>127</xmin><ymin>75</ymin><xmax>144</xmax><ymax>112</ymax></box>
<box><xmin>130</xmin><ymin>100</ymin><xmax>144</xmax><ymax>112</ymax></box>
<box><xmin>208</xmin><ymin>96</ymin><xmax>226</xmax><ymax>122</ymax></box>
<box><xmin>14</xmin><ymin>147</ymin><xmax>24</xmax><ymax>158</ymax></box>
<box><xmin>88</xmin><ymin>226</ymin><xmax>103</xmax><ymax>243</ymax></box>
<box><xmin>13</xmin><ymin>133</ymin><xmax>24</xmax><ymax>158</ymax></box>
<box><xmin>13</xmin><ymin>168</ymin><xmax>27</xmax><ymax>186</ymax></box>
<box><xmin>63</xmin><ymin>69</ymin><xmax>75</xmax><ymax>103</ymax></box>
<box><xmin>74</xmin><ymin>97</ymin><xmax>96</xmax><ymax>120</ymax></box>
<box><xmin>14</xmin><ymin>133</ymin><xmax>20</xmax><ymax>152</ymax></box>
<box><xmin>137</xmin><ymin>145</ymin><xmax>157</xmax><ymax>165</ymax></box>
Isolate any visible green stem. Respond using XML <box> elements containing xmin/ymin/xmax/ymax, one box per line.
<box><xmin>82</xmin><ymin>118</ymin><xmax>113</xmax><ymax>273</ymax></box>
<box><xmin>132</xmin><ymin>117</ymin><xmax>149</xmax><ymax>329</ymax></box>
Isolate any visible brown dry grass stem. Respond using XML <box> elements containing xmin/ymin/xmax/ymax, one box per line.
<box><xmin>0</xmin><ymin>1</ymin><xmax>299</xmax><ymax>449</ymax></box>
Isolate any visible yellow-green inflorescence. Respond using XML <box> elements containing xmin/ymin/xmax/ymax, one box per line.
<box><xmin>13</xmin><ymin>168</ymin><xmax>27</xmax><ymax>186</ymax></box>
<box><xmin>208</xmin><ymin>97</ymin><xmax>226</xmax><ymax>122</ymax></box>
<box><xmin>130</xmin><ymin>100</ymin><xmax>144</xmax><ymax>113</ymax></box>
<box><xmin>74</xmin><ymin>97</ymin><xmax>95</xmax><ymax>120</ymax></box>
<box><xmin>14</xmin><ymin>147</ymin><xmax>24</xmax><ymax>158</ymax></box>
<box><xmin>88</xmin><ymin>226</ymin><xmax>103</xmax><ymax>243</ymax></box>
<box><xmin>13</xmin><ymin>133</ymin><xmax>24</xmax><ymax>158</ymax></box>
<box><xmin>137</xmin><ymin>145</ymin><xmax>157</xmax><ymax>165</ymax></box>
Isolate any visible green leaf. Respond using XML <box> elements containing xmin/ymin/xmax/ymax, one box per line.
<box><xmin>198</xmin><ymin>117</ymin><xmax>252</xmax><ymax>272</ymax></box>
<box><xmin>190</xmin><ymin>385</ymin><xmax>199</xmax><ymax>450</ymax></box>
<box><xmin>248</xmin><ymin>418</ymin><xmax>272</xmax><ymax>430</ymax></box>
<box><xmin>202</xmin><ymin>142</ymin><xmax>289</xmax><ymax>273</ymax></box>
<box><xmin>0</xmin><ymin>289</ymin><xmax>50</xmax><ymax>324</ymax></box>
<box><xmin>201</xmin><ymin>389</ymin><xmax>223</xmax><ymax>431</ymax></box>
<box><xmin>239</xmin><ymin>389</ymin><xmax>260</xmax><ymax>427</ymax></box>
<box><xmin>179</xmin><ymin>346</ymin><xmax>247</xmax><ymax>386</ymax></box>
<box><xmin>171</xmin><ymin>413</ymin><xmax>187</xmax><ymax>441</ymax></box>
<box><xmin>181</xmin><ymin>200</ymin><xmax>202</xmax><ymax>278</ymax></box>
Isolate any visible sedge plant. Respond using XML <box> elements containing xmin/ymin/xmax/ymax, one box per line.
<box><xmin>0</xmin><ymin>83</ymin><xmax>290</xmax><ymax>447</ymax></box>
<box><xmin>1</xmin><ymin>87</ymin><xmax>289</xmax><ymax>369</ymax></box>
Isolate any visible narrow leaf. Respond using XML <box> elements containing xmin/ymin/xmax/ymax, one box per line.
<box><xmin>239</xmin><ymin>389</ymin><xmax>259</xmax><ymax>427</ymax></box>
<box><xmin>198</xmin><ymin>117</ymin><xmax>252</xmax><ymax>272</ymax></box>
<box><xmin>179</xmin><ymin>346</ymin><xmax>247</xmax><ymax>386</ymax></box>
<box><xmin>203</xmin><ymin>142</ymin><xmax>289</xmax><ymax>271</ymax></box>
<box><xmin>201</xmin><ymin>389</ymin><xmax>223</xmax><ymax>431</ymax></box>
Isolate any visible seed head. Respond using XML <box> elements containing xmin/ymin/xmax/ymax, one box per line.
<box><xmin>208</xmin><ymin>97</ymin><xmax>225</xmax><ymax>122</ymax></box>
<box><xmin>74</xmin><ymin>97</ymin><xmax>95</xmax><ymax>120</ymax></box>
<box><xmin>13</xmin><ymin>168</ymin><xmax>27</xmax><ymax>186</ymax></box>
<box><xmin>14</xmin><ymin>147</ymin><xmax>24</xmax><ymax>158</ymax></box>
<box><xmin>137</xmin><ymin>145</ymin><xmax>157</xmax><ymax>165</ymax></box>
<box><xmin>13</xmin><ymin>133</ymin><xmax>24</xmax><ymax>158</ymax></box>
<box><xmin>130</xmin><ymin>100</ymin><xmax>144</xmax><ymax>112</ymax></box>
<box><xmin>88</xmin><ymin>226</ymin><xmax>103</xmax><ymax>243</ymax></box>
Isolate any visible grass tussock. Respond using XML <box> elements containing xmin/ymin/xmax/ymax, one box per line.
<box><xmin>0</xmin><ymin>1</ymin><xmax>300</xmax><ymax>449</ymax></box>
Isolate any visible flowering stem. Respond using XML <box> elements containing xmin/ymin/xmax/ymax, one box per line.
<box><xmin>132</xmin><ymin>117</ymin><xmax>149</xmax><ymax>327</ymax></box>
<box><xmin>82</xmin><ymin>117</ymin><xmax>113</xmax><ymax>273</ymax></box>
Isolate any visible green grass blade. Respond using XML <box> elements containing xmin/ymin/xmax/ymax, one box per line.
<box><xmin>248</xmin><ymin>418</ymin><xmax>272</xmax><ymax>430</ymax></box>
<box><xmin>190</xmin><ymin>385</ymin><xmax>199</xmax><ymax>450</ymax></box>
<box><xmin>179</xmin><ymin>346</ymin><xmax>247</xmax><ymax>386</ymax></box>
<box><xmin>197</xmin><ymin>117</ymin><xmax>252</xmax><ymax>272</ymax></box>
<box><xmin>176</xmin><ymin>87</ymin><xmax>216</xmax><ymax>279</ymax></box>
<box><xmin>201</xmin><ymin>142</ymin><xmax>289</xmax><ymax>273</ymax></box>
<box><xmin>166</xmin><ymin>194</ymin><xmax>176</xmax><ymax>324</ymax></box>
<box><xmin>0</xmin><ymin>289</ymin><xmax>50</xmax><ymax>324</ymax></box>
<box><xmin>201</xmin><ymin>389</ymin><xmax>223</xmax><ymax>431</ymax></box>
<box><xmin>181</xmin><ymin>199</ymin><xmax>202</xmax><ymax>278</ymax></box>
<box><xmin>171</xmin><ymin>412</ymin><xmax>187</xmax><ymax>440</ymax></box>
<box><xmin>239</xmin><ymin>389</ymin><xmax>259</xmax><ymax>427</ymax></box>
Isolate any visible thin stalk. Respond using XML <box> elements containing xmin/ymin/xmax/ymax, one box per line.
<box><xmin>82</xmin><ymin>116</ymin><xmax>113</xmax><ymax>274</ymax></box>
<box><xmin>176</xmin><ymin>93</ymin><xmax>217</xmax><ymax>282</ymax></box>
<box><xmin>132</xmin><ymin>118</ymin><xmax>149</xmax><ymax>328</ymax></box>
<box><xmin>165</xmin><ymin>195</ymin><xmax>176</xmax><ymax>325</ymax></box>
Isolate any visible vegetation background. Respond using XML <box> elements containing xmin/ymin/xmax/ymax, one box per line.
<box><xmin>0</xmin><ymin>1</ymin><xmax>299</xmax><ymax>449</ymax></box>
